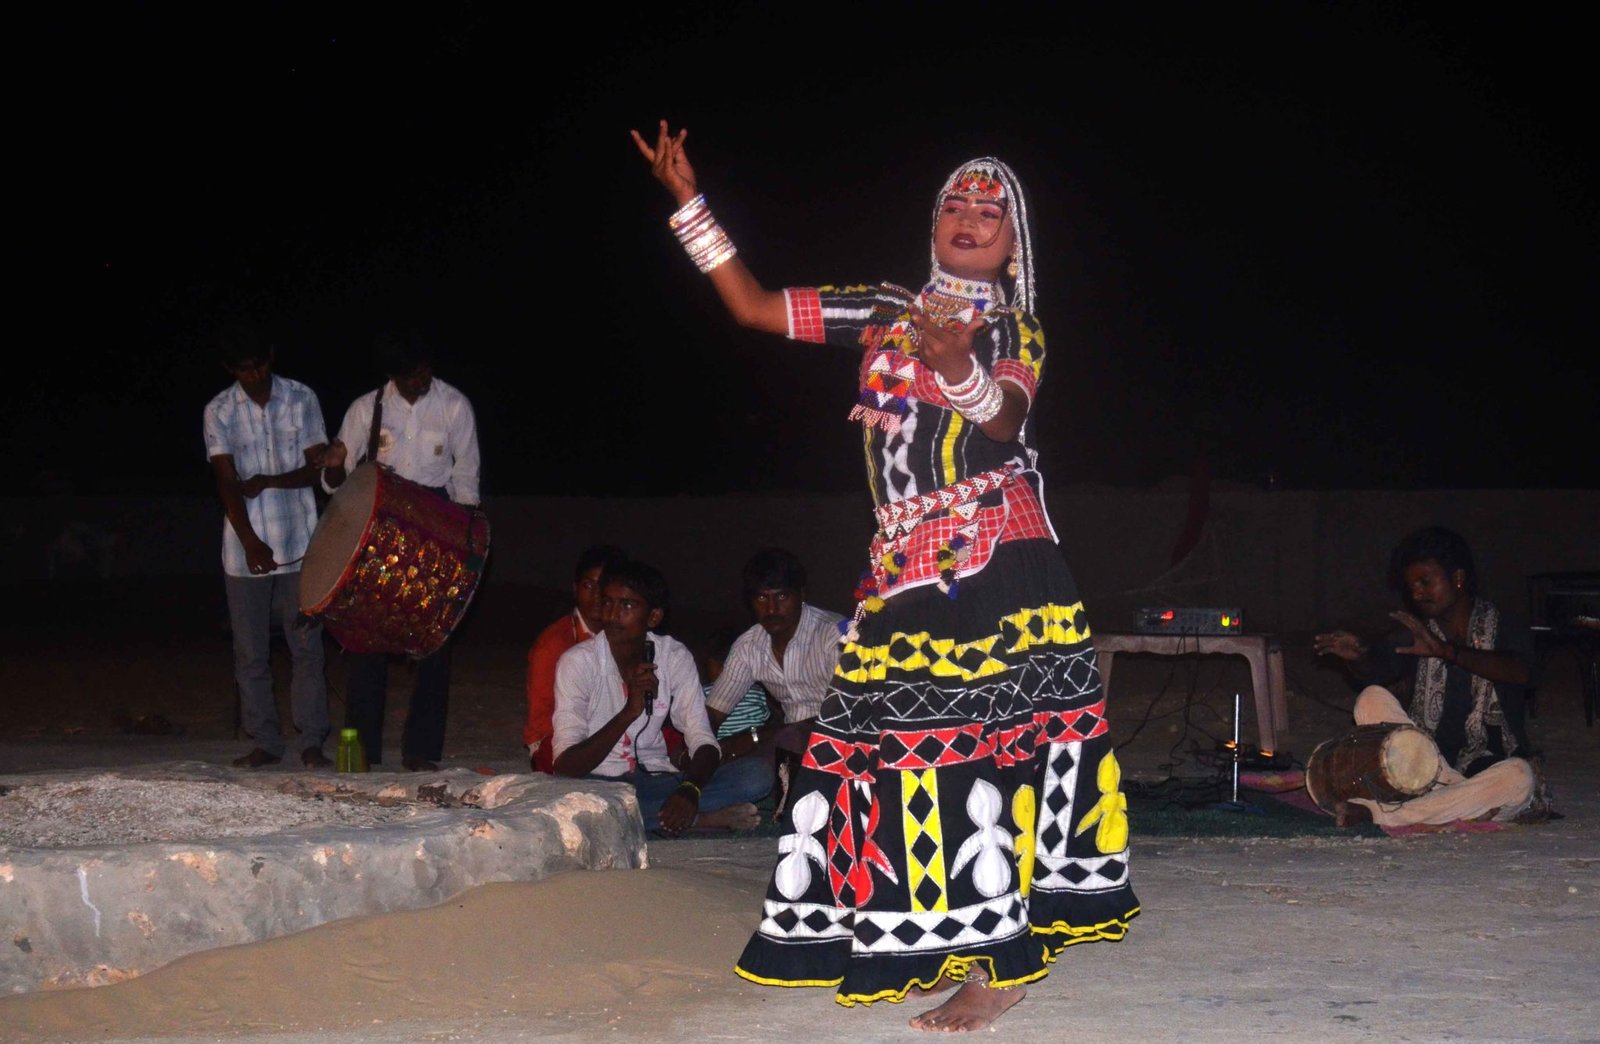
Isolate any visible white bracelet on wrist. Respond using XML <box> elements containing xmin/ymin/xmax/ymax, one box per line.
<box><xmin>669</xmin><ymin>194</ymin><xmax>738</xmax><ymax>273</ymax></box>
<box><xmin>937</xmin><ymin>357</ymin><xmax>1005</xmax><ymax>424</ymax></box>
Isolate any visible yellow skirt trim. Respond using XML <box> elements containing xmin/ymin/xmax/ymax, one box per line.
<box><xmin>832</xmin><ymin>953</ymin><xmax>1050</xmax><ymax>1008</ymax></box>
<box><xmin>734</xmin><ymin>910</ymin><xmax>1140</xmax><ymax>1004</ymax></box>
<box><xmin>734</xmin><ymin>967</ymin><xmax>844</xmax><ymax>989</ymax></box>
<box><xmin>1035</xmin><ymin>906</ymin><xmax>1142</xmax><ymax>963</ymax></box>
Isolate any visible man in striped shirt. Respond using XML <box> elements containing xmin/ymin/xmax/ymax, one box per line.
<box><xmin>704</xmin><ymin>548</ymin><xmax>844</xmax><ymax>765</ymax></box>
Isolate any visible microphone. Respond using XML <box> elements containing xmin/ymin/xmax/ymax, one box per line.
<box><xmin>642</xmin><ymin>639</ymin><xmax>657</xmax><ymax>715</ymax></box>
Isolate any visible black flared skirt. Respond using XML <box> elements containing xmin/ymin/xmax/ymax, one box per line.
<box><xmin>735</xmin><ymin>538</ymin><xmax>1140</xmax><ymax>1005</ymax></box>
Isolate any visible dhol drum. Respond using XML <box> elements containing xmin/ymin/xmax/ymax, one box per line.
<box><xmin>1304</xmin><ymin>721</ymin><xmax>1440</xmax><ymax>814</ymax></box>
<box><xmin>299</xmin><ymin>462</ymin><xmax>490</xmax><ymax>658</ymax></box>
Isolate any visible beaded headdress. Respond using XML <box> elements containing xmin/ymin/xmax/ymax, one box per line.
<box><xmin>928</xmin><ymin>157</ymin><xmax>1035</xmax><ymax>314</ymax></box>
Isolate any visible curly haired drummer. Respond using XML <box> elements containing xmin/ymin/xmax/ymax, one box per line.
<box><xmin>320</xmin><ymin>328</ymin><xmax>481</xmax><ymax>772</ymax></box>
<box><xmin>1314</xmin><ymin>526</ymin><xmax>1550</xmax><ymax>827</ymax></box>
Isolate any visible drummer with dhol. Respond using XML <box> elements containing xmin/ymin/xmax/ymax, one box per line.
<box><xmin>320</xmin><ymin>328</ymin><xmax>481</xmax><ymax>772</ymax></box>
<box><xmin>1313</xmin><ymin>525</ymin><xmax>1553</xmax><ymax>827</ymax></box>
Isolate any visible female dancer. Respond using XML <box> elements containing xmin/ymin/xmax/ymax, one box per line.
<box><xmin>632</xmin><ymin>122</ymin><xmax>1138</xmax><ymax>1032</ymax></box>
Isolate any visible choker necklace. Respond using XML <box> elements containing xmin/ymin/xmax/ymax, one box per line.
<box><xmin>919</xmin><ymin>267</ymin><xmax>1005</xmax><ymax>329</ymax></box>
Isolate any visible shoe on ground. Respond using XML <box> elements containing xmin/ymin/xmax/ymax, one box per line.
<box><xmin>233</xmin><ymin>748</ymin><xmax>282</xmax><ymax>768</ymax></box>
<box><xmin>301</xmin><ymin>748</ymin><xmax>332</xmax><ymax>769</ymax></box>
<box><xmin>402</xmin><ymin>756</ymin><xmax>438</xmax><ymax>772</ymax></box>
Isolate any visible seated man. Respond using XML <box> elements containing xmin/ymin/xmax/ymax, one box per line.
<box><xmin>706</xmin><ymin>625</ymin><xmax>773</xmax><ymax>751</ymax></box>
<box><xmin>525</xmin><ymin>544</ymin><xmax>627</xmax><ymax>772</ymax></box>
<box><xmin>552</xmin><ymin>559</ymin><xmax>770</xmax><ymax>835</ymax></box>
<box><xmin>704</xmin><ymin>548</ymin><xmax>844</xmax><ymax>766</ymax></box>
<box><xmin>1313</xmin><ymin>526</ymin><xmax>1550</xmax><ymax>828</ymax></box>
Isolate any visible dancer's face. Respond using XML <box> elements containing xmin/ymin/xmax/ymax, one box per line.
<box><xmin>933</xmin><ymin>190</ymin><xmax>1015</xmax><ymax>281</ymax></box>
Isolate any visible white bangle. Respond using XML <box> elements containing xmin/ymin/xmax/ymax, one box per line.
<box><xmin>669</xmin><ymin>194</ymin><xmax>738</xmax><ymax>273</ymax></box>
<box><xmin>936</xmin><ymin>355</ymin><xmax>984</xmax><ymax>399</ymax></box>
<box><xmin>937</xmin><ymin>361</ymin><xmax>1005</xmax><ymax>424</ymax></box>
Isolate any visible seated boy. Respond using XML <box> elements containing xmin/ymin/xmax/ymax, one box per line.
<box><xmin>551</xmin><ymin>560</ymin><xmax>770</xmax><ymax>835</ymax></box>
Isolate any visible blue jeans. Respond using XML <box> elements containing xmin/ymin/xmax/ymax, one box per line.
<box><xmin>595</xmin><ymin>754</ymin><xmax>773</xmax><ymax>833</ymax></box>
<box><xmin>224</xmin><ymin>572</ymin><xmax>329</xmax><ymax>757</ymax></box>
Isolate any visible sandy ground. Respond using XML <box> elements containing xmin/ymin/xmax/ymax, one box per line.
<box><xmin>2</xmin><ymin>577</ymin><xmax>1597</xmax><ymax>1042</ymax></box>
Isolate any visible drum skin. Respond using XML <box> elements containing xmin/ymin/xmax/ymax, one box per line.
<box><xmin>1305</xmin><ymin>722</ymin><xmax>1440</xmax><ymax>814</ymax></box>
<box><xmin>299</xmin><ymin>463</ymin><xmax>490</xmax><ymax>658</ymax></box>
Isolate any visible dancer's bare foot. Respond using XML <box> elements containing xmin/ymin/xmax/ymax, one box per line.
<box><xmin>909</xmin><ymin>980</ymin><xmax>1026</xmax><ymax>1032</ymax></box>
<box><xmin>693</xmin><ymin>802</ymin><xmax>761</xmax><ymax>831</ymax></box>
<box><xmin>909</xmin><ymin>974</ymin><xmax>959</xmax><ymax>998</ymax></box>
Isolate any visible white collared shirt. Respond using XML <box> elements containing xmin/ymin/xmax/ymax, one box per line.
<box><xmin>202</xmin><ymin>375</ymin><xmax>327</xmax><ymax>577</ymax></box>
<box><xmin>706</xmin><ymin>603</ymin><xmax>844</xmax><ymax>724</ymax></box>
<box><xmin>552</xmin><ymin>632</ymin><xmax>718</xmax><ymax>777</ymax></box>
<box><xmin>329</xmin><ymin>377</ymin><xmax>480</xmax><ymax>504</ymax></box>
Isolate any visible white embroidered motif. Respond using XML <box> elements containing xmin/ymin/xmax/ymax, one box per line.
<box><xmin>882</xmin><ymin>402</ymin><xmax>919</xmax><ymax>501</ymax></box>
<box><xmin>949</xmin><ymin>779</ymin><xmax>1014</xmax><ymax>898</ymax></box>
<box><xmin>775</xmin><ymin>791</ymin><xmax>830</xmax><ymax>900</ymax></box>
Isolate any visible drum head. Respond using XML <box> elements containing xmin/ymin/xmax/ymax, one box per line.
<box><xmin>1380</xmin><ymin>725</ymin><xmax>1441</xmax><ymax>796</ymax></box>
<box><xmin>1303</xmin><ymin>736</ymin><xmax>1340</xmax><ymax>812</ymax></box>
<box><xmin>299</xmin><ymin>463</ymin><xmax>380</xmax><ymax>613</ymax></box>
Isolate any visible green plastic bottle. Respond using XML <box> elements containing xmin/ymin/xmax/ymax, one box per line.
<box><xmin>336</xmin><ymin>727</ymin><xmax>368</xmax><ymax>772</ymax></box>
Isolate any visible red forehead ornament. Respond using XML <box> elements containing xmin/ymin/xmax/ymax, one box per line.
<box><xmin>951</xmin><ymin>168</ymin><xmax>1006</xmax><ymax>202</ymax></box>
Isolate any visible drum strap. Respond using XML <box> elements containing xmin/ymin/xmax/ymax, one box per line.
<box><xmin>362</xmin><ymin>385</ymin><xmax>386</xmax><ymax>465</ymax></box>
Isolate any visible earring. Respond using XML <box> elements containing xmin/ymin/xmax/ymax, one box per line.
<box><xmin>1006</xmin><ymin>256</ymin><xmax>1020</xmax><ymax>279</ymax></box>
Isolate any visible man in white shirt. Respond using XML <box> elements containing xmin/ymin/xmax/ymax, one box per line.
<box><xmin>320</xmin><ymin>329</ymin><xmax>481</xmax><ymax>771</ymax></box>
<box><xmin>525</xmin><ymin>544</ymin><xmax>628</xmax><ymax>772</ymax></box>
<box><xmin>202</xmin><ymin>322</ymin><xmax>332</xmax><ymax>769</ymax></box>
<box><xmin>705</xmin><ymin>548</ymin><xmax>844</xmax><ymax>765</ymax></box>
<box><xmin>552</xmin><ymin>560</ymin><xmax>770</xmax><ymax>835</ymax></box>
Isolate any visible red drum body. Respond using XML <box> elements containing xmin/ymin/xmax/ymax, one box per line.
<box><xmin>299</xmin><ymin>463</ymin><xmax>490</xmax><ymax>658</ymax></box>
<box><xmin>1304</xmin><ymin>722</ymin><xmax>1440</xmax><ymax>814</ymax></box>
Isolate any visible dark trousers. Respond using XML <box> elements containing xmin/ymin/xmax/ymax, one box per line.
<box><xmin>345</xmin><ymin>641</ymin><xmax>452</xmax><ymax>765</ymax></box>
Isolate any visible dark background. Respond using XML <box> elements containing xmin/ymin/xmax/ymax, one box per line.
<box><xmin>15</xmin><ymin>2</ymin><xmax>1595</xmax><ymax>497</ymax></box>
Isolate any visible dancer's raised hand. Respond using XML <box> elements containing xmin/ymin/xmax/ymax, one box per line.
<box><xmin>630</xmin><ymin>119</ymin><xmax>698</xmax><ymax>206</ymax></box>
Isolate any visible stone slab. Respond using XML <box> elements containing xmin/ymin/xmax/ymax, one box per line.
<box><xmin>0</xmin><ymin>763</ymin><xmax>646</xmax><ymax>994</ymax></box>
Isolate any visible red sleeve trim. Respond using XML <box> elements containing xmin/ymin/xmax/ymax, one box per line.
<box><xmin>786</xmin><ymin>288</ymin><xmax>826</xmax><ymax>343</ymax></box>
<box><xmin>992</xmin><ymin>358</ymin><xmax>1037</xmax><ymax>405</ymax></box>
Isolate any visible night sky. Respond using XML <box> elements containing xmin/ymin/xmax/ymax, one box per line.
<box><xmin>16</xmin><ymin>3</ymin><xmax>1596</xmax><ymax>497</ymax></box>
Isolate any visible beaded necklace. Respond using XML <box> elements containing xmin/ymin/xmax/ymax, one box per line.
<box><xmin>918</xmin><ymin>266</ymin><xmax>1006</xmax><ymax>330</ymax></box>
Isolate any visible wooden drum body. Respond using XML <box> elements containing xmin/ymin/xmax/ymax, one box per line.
<box><xmin>1305</xmin><ymin>722</ymin><xmax>1440</xmax><ymax>814</ymax></box>
<box><xmin>299</xmin><ymin>463</ymin><xmax>490</xmax><ymax>658</ymax></box>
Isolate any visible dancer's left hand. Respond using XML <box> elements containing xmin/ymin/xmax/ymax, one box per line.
<box><xmin>909</xmin><ymin>303</ymin><xmax>988</xmax><ymax>385</ymax></box>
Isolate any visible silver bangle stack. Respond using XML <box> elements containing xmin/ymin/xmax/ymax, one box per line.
<box><xmin>936</xmin><ymin>355</ymin><xmax>1005</xmax><ymax>424</ymax></box>
<box><xmin>668</xmin><ymin>194</ymin><xmax>738</xmax><ymax>273</ymax></box>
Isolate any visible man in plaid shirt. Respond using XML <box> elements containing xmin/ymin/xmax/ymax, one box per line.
<box><xmin>202</xmin><ymin>322</ymin><xmax>333</xmax><ymax>769</ymax></box>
